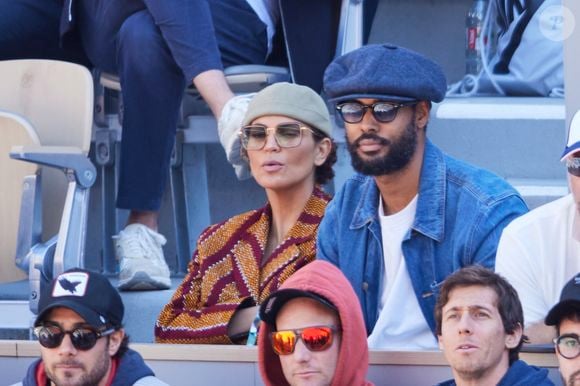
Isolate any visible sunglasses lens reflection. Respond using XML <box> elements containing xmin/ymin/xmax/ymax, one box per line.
<box><xmin>566</xmin><ymin>158</ymin><xmax>580</xmax><ymax>177</ymax></box>
<box><xmin>301</xmin><ymin>327</ymin><xmax>333</xmax><ymax>351</ymax></box>
<box><xmin>271</xmin><ymin>326</ymin><xmax>334</xmax><ymax>355</ymax></box>
<box><xmin>337</xmin><ymin>103</ymin><xmax>402</xmax><ymax>123</ymax></box>
<box><xmin>272</xmin><ymin>330</ymin><xmax>297</xmax><ymax>355</ymax></box>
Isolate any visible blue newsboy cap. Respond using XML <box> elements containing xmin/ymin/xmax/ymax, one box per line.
<box><xmin>324</xmin><ymin>43</ymin><xmax>447</xmax><ymax>104</ymax></box>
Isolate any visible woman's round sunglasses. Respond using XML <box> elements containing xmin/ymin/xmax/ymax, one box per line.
<box><xmin>34</xmin><ymin>323</ymin><xmax>115</xmax><ymax>351</ymax></box>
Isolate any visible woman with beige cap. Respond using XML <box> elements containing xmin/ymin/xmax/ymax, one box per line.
<box><xmin>155</xmin><ymin>82</ymin><xmax>336</xmax><ymax>344</ymax></box>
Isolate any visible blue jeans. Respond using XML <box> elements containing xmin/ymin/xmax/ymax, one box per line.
<box><xmin>77</xmin><ymin>0</ymin><xmax>268</xmax><ymax>211</ymax></box>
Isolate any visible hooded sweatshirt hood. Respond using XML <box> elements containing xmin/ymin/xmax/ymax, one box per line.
<box><xmin>258</xmin><ymin>260</ymin><xmax>372</xmax><ymax>386</ymax></box>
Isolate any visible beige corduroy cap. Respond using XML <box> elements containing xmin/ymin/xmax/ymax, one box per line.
<box><xmin>241</xmin><ymin>82</ymin><xmax>332</xmax><ymax>137</ymax></box>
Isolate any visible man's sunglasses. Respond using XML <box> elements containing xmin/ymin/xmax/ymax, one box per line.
<box><xmin>554</xmin><ymin>333</ymin><xmax>580</xmax><ymax>359</ymax></box>
<box><xmin>336</xmin><ymin>101</ymin><xmax>417</xmax><ymax>124</ymax></box>
<box><xmin>566</xmin><ymin>157</ymin><xmax>580</xmax><ymax>177</ymax></box>
<box><xmin>34</xmin><ymin>324</ymin><xmax>114</xmax><ymax>351</ymax></box>
<box><xmin>270</xmin><ymin>325</ymin><xmax>338</xmax><ymax>355</ymax></box>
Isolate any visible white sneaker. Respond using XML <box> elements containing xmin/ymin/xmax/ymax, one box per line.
<box><xmin>114</xmin><ymin>224</ymin><xmax>171</xmax><ymax>291</ymax></box>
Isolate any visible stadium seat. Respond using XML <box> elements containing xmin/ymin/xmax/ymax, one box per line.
<box><xmin>0</xmin><ymin>59</ymin><xmax>95</xmax><ymax>313</ymax></box>
<box><xmin>0</xmin><ymin>112</ymin><xmax>39</xmax><ymax>283</ymax></box>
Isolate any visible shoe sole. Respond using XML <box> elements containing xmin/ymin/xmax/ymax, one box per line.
<box><xmin>118</xmin><ymin>271</ymin><xmax>171</xmax><ymax>291</ymax></box>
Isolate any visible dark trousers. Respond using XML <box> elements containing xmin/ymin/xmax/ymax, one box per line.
<box><xmin>78</xmin><ymin>0</ymin><xmax>268</xmax><ymax>211</ymax></box>
<box><xmin>0</xmin><ymin>0</ymin><xmax>86</xmax><ymax>63</ymax></box>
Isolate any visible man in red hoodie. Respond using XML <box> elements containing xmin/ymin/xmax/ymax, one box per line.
<box><xmin>258</xmin><ymin>260</ymin><xmax>373</xmax><ymax>386</ymax></box>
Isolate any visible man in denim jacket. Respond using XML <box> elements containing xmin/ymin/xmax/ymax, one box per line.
<box><xmin>317</xmin><ymin>44</ymin><xmax>528</xmax><ymax>349</ymax></box>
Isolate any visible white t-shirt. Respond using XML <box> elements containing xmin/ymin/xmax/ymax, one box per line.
<box><xmin>495</xmin><ymin>194</ymin><xmax>580</xmax><ymax>326</ymax></box>
<box><xmin>367</xmin><ymin>195</ymin><xmax>438</xmax><ymax>350</ymax></box>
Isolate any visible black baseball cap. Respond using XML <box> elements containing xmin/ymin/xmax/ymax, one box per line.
<box><xmin>545</xmin><ymin>273</ymin><xmax>580</xmax><ymax>326</ymax></box>
<box><xmin>259</xmin><ymin>288</ymin><xmax>337</xmax><ymax>327</ymax></box>
<box><xmin>35</xmin><ymin>268</ymin><xmax>124</xmax><ymax>329</ymax></box>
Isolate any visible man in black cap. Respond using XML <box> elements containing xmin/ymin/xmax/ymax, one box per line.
<box><xmin>317</xmin><ymin>43</ymin><xmax>528</xmax><ymax>349</ymax></box>
<box><xmin>545</xmin><ymin>273</ymin><xmax>580</xmax><ymax>386</ymax></box>
<box><xmin>12</xmin><ymin>269</ymin><xmax>168</xmax><ymax>386</ymax></box>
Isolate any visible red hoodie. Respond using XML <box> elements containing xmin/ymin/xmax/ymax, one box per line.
<box><xmin>258</xmin><ymin>260</ymin><xmax>373</xmax><ymax>386</ymax></box>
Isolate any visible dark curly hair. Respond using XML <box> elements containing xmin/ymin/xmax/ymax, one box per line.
<box><xmin>311</xmin><ymin>127</ymin><xmax>337</xmax><ymax>186</ymax></box>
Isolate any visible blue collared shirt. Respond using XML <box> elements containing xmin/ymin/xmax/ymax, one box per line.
<box><xmin>317</xmin><ymin>140</ymin><xmax>528</xmax><ymax>335</ymax></box>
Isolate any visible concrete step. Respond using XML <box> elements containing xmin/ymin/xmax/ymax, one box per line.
<box><xmin>431</xmin><ymin>97</ymin><xmax>567</xmax><ymax>181</ymax></box>
<box><xmin>510</xmin><ymin>178</ymin><xmax>569</xmax><ymax>209</ymax></box>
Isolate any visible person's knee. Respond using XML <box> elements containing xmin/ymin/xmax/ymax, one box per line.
<box><xmin>118</xmin><ymin>11</ymin><xmax>171</xmax><ymax>72</ymax></box>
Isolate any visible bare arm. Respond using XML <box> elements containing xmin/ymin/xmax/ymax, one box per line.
<box><xmin>193</xmin><ymin>69</ymin><xmax>235</xmax><ymax>119</ymax></box>
<box><xmin>524</xmin><ymin>321</ymin><xmax>557</xmax><ymax>344</ymax></box>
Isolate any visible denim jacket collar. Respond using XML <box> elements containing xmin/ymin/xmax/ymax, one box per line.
<box><xmin>350</xmin><ymin>139</ymin><xmax>445</xmax><ymax>242</ymax></box>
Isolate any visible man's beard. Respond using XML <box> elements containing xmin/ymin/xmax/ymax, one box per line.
<box><xmin>566</xmin><ymin>368</ymin><xmax>580</xmax><ymax>386</ymax></box>
<box><xmin>46</xmin><ymin>354</ymin><xmax>110</xmax><ymax>386</ymax></box>
<box><xmin>346</xmin><ymin>121</ymin><xmax>418</xmax><ymax>176</ymax></box>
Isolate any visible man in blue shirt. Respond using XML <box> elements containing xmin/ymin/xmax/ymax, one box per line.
<box><xmin>434</xmin><ymin>266</ymin><xmax>553</xmax><ymax>386</ymax></box>
<box><xmin>317</xmin><ymin>44</ymin><xmax>528</xmax><ymax>349</ymax></box>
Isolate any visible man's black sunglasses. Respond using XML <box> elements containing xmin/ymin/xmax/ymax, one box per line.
<box><xmin>336</xmin><ymin>101</ymin><xmax>417</xmax><ymax>124</ymax></box>
<box><xmin>34</xmin><ymin>323</ymin><xmax>114</xmax><ymax>351</ymax></box>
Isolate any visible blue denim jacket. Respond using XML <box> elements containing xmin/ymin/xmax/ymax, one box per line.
<box><xmin>317</xmin><ymin>140</ymin><xmax>528</xmax><ymax>335</ymax></box>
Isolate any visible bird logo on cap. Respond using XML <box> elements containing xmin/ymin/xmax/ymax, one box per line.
<box><xmin>58</xmin><ymin>278</ymin><xmax>82</xmax><ymax>294</ymax></box>
<box><xmin>52</xmin><ymin>272</ymin><xmax>89</xmax><ymax>297</ymax></box>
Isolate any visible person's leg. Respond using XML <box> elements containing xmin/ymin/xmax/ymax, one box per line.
<box><xmin>85</xmin><ymin>0</ymin><xmax>266</xmax><ymax>217</ymax></box>
<box><xmin>113</xmin><ymin>10</ymin><xmax>187</xmax><ymax>290</ymax></box>
<box><xmin>76</xmin><ymin>1</ymin><xmax>268</xmax><ymax>291</ymax></box>
<box><xmin>0</xmin><ymin>0</ymin><xmax>86</xmax><ymax>63</ymax></box>
<box><xmin>75</xmin><ymin>1</ymin><xmax>176</xmax><ymax>290</ymax></box>
<box><xmin>116</xmin><ymin>10</ymin><xmax>185</xmax><ymax>214</ymax></box>
<box><xmin>114</xmin><ymin>1</ymin><xmax>267</xmax><ymax>220</ymax></box>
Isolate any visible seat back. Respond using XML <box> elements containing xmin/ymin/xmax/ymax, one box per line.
<box><xmin>0</xmin><ymin>60</ymin><xmax>93</xmax><ymax>151</ymax></box>
<box><xmin>0</xmin><ymin>59</ymin><xmax>94</xmax><ymax>240</ymax></box>
<box><xmin>0</xmin><ymin>112</ymin><xmax>40</xmax><ymax>282</ymax></box>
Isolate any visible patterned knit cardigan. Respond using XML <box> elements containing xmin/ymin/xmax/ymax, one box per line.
<box><xmin>155</xmin><ymin>187</ymin><xmax>331</xmax><ymax>343</ymax></box>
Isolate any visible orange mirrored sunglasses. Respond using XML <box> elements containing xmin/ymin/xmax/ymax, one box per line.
<box><xmin>270</xmin><ymin>325</ymin><xmax>339</xmax><ymax>355</ymax></box>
